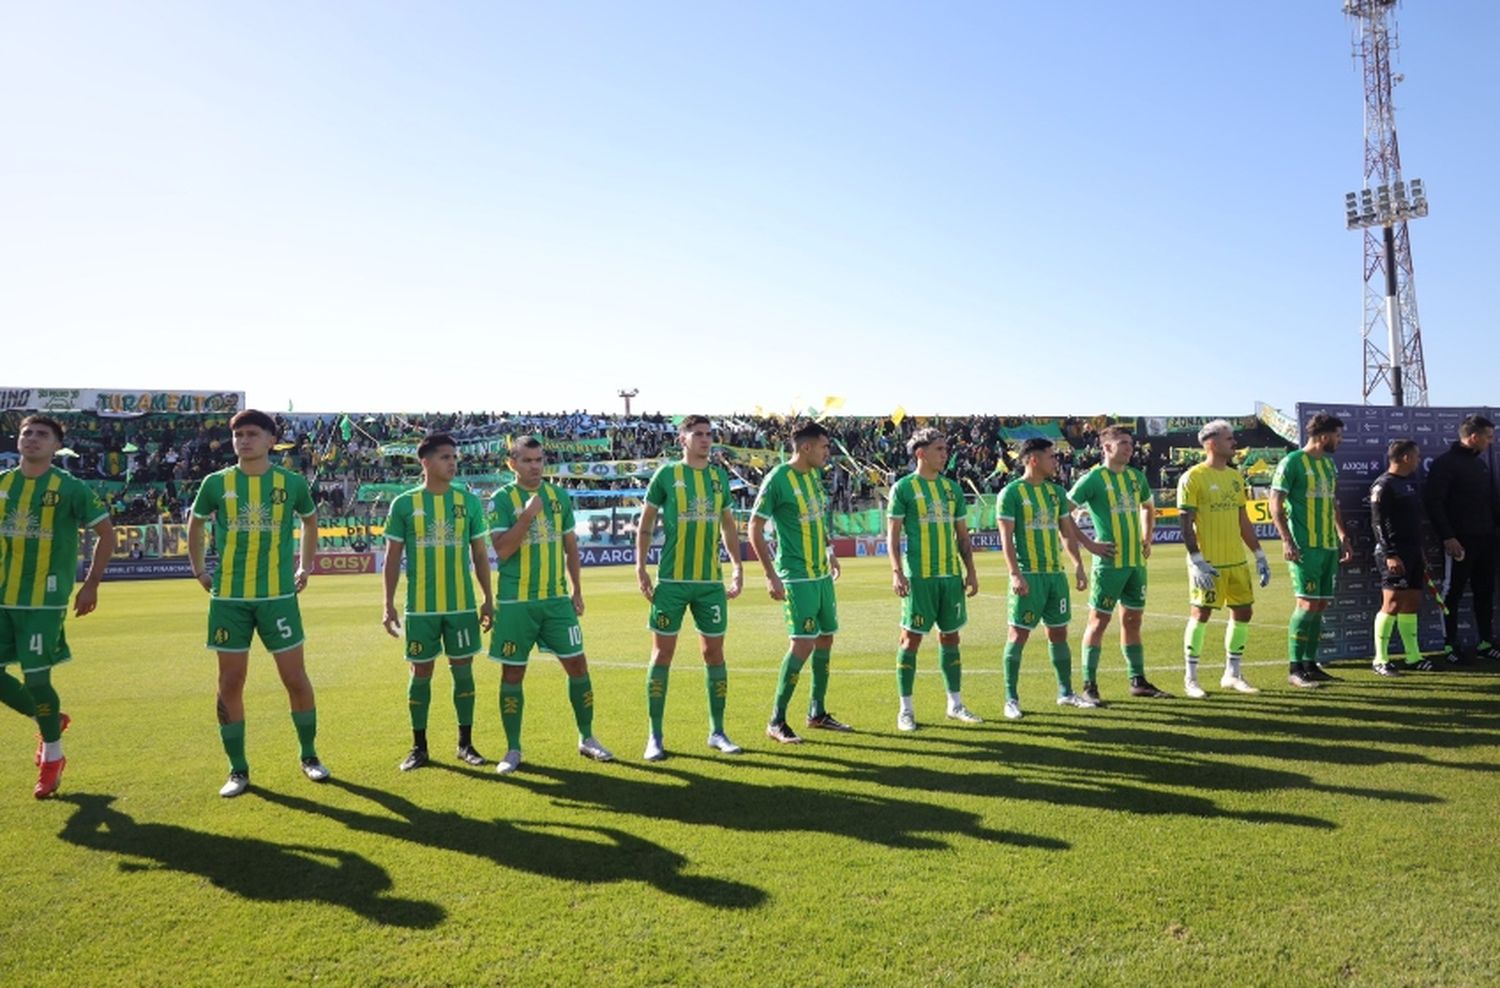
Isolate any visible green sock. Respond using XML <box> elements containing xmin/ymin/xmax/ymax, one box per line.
<box><xmin>1304</xmin><ymin>612</ymin><xmax>1324</xmax><ymax>665</ymax></box>
<box><xmin>896</xmin><ymin>649</ymin><xmax>917</xmax><ymax>698</ymax></box>
<box><xmin>1225</xmin><ymin>620</ymin><xmax>1250</xmax><ymax>676</ymax></box>
<box><xmin>1123</xmin><ymin>643</ymin><xmax>1146</xmax><ymax>678</ymax></box>
<box><xmin>290</xmin><ymin>708</ymin><xmax>317</xmax><ymax>760</ymax></box>
<box><xmin>809</xmin><ymin>648</ymin><xmax>831</xmax><ymax>717</ymax></box>
<box><xmin>1289</xmin><ymin>608</ymin><xmax>1316</xmax><ymax>666</ymax></box>
<box><xmin>1048</xmin><ymin>641</ymin><xmax>1073</xmax><ymax>697</ymax></box>
<box><xmin>772</xmin><ymin>652</ymin><xmax>806</xmax><ymax>722</ymax></box>
<box><xmin>451</xmin><ymin>663</ymin><xmax>477</xmax><ymax>728</ymax></box>
<box><xmin>1082</xmin><ymin>644</ymin><xmax>1102</xmax><ymax>684</ymax></box>
<box><xmin>939</xmin><ymin>645</ymin><xmax>962</xmax><ymax>694</ymax></box>
<box><xmin>0</xmin><ymin>670</ymin><xmax>36</xmax><ymax>717</ymax></box>
<box><xmin>500</xmin><ymin>682</ymin><xmax>524</xmax><ymax>750</ymax></box>
<box><xmin>24</xmin><ymin>671</ymin><xmax>62</xmax><ymax>743</ymax></box>
<box><xmin>1374</xmin><ymin>611</ymin><xmax>1396</xmax><ymax>664</ymax></box>
<box><xmin>1184</xmin><ymin>618</ymin><xmax>1208</xmax><ymax>659</ymax></box>
<box><xmin>407</xmin><ymin>673</ymin><xmax>432</xmax><ymax>732</ymax></box>
<box><xmin>568</xmin><ymin>675</ymin><xmax>594</xmax><ymax>738</ymax></box>
<box><xmin>705</xmin><ymin>663</ymin><xmax>727</xmax><ymax>734</ymax></box>
<box><xmin>646</xmin><ymin>664</ymin><xmax>671</xmax><ymax>736</ymax></box>
<box><xmin>1003</xmin><ymin>641</ymin><xmax>1023</xmax><ymax>701</ymax></box>
<box><xmin>219</xmin><ymin>720</ymin><xmax>249</xmax><ymax>774</ymax></box>
<box><xmin>1396</xmin><ymin>613</ymin><xmax>1420</xmax><ymax>663</ymax></box>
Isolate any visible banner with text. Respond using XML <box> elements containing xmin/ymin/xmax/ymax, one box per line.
<box><xmin>0</xmin><ymin>386</ymin><xmax>244</xmax><ymax>417</ymax></box>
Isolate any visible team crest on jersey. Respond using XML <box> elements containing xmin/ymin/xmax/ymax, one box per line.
<box><xmin>802</xmin><ymin>617</ymin><xmax>816</xmax><ymax>633</ymax></box>
<box><xmin>213</xmin><ymin>627</ymin><xmax>230</xmax><ymax>645</ymax></box>
<box><xmin>1022</xmin><ymin>610</ymin><xmax>1037</xmax><ymax>625</ymax></box>
<box><xmin>408</xmin><ymin>641</ymin><xmax>424</xmax><ymax>657</ymax></box>
<box><xmin>655</xmin><ymin>613</ymin><xmax>671</xmax><ymax>629</ymax></box>
<box><xmin>453</xmin><ymin>503</ymin><xmax>466</xmax><ymax>518</ymax></box>
<box><xmin>500</xmin><ymin>640</ymin><xmax>518</xmax><ymax>657</ymax></box>
<box><xmin>270</xmin><ymin>488</ymin><xmax>288</xmax><ymax>505</ymax></box>
<box><xmin>912</xmin><ymin>614</ymin><xmax>926</xmax><ymax>628</ymax></box>
<box><xmin>41</xmin><ymin>490</ymin><xmax>60</xmax><ymax>507</ymax></box>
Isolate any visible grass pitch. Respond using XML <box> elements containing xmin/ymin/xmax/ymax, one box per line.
<box><xmin>2</xmin><ymin>550</ymin><xmax>1498</xmax><ymax>987</ymax></box>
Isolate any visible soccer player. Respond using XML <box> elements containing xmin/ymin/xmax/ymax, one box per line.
<box><xmin>1177</xmin><ymin>420</ymin><xmax>1273</xmax><ymax>697</ymax></box>
<box><xmin>887</xmin><ymin>428</ymin><xmax>983</xmax><ymax>731</ymax></box>
<box><xmin>1369</xmin><ymin>439</ymin><xmax>1426</xmax><ymax>676</ymax></box>
<box><xmin>1271</xmin><ymin>413</ymin><xmax>1351</xmax><ymax>687</ymax></box>
<box><xmin>1066</xmin><ymin>426</ymin><xmax>1171</xmax><ymax>701</ymax></box>
<box><xmin>0</xmin><ymin>414</ymin><xmax>115</xmax><ymax>799</ymax></box>
<box><xmin>487</xmin><ymin>436</ymin><xmax>612</xmax><ymax>774</ymax></box>
<box><xmin>998</xmin><ymin>438</ymin><xmax>1112</xmax><ymax>720</ymax></box>
<box><xmin>382</xmin><ymin>433</ymin><xmax>494</xmax><ymax>771</ymax></box>
<box><xmin>634</xmin><ymin>415</ymin><xmax>745</xmax><ymax>760</ymax></box>
<box><xmin>187</xmin><ymin>409</ymin><xmax>328</xmax><ymax>798</ymax></box>
<box><xmin>751</xmin><ymin>420</ymin><xmax>847</xmax><ymax>743</ymax></box>
<box><xmin>1422</xmin><ymin>414</ymin><xmax>1500</xmax><ymax>663</ymax></box>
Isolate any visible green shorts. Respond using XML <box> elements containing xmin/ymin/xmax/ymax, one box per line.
<box><xmin>1009</xmin><ymin>572</ymin><xmax>1070</xmax><ymax>630</ymax></box>
<box><xmin>784</xmin><ymin>577</ymin><xmax>838</xmax><ymax>639</ymax></box>
<box><xmin>902</xmin><ymin>575</ymin><xmax>968</xmax><ymax>634</ymax></box>
<box><xmin>0</xmin><ymin>608</ymin><xmax>72</xmax><ymax>672</ymax></box>
<box><xmin>1188</xmin><ymin>561</ymin><xmax>1254</xmax><ymax>610</ymax></box>
<box><xmin>489</xmin><ymin>597</ymin><xmax>583</xmax><ymax>665</ymax></box>
<box><xmin>1091</xmin><ymin>565</ymin><xmax>1147</xmax><ymax>613</ymax></box>
<box><xmin>1289</xmin><ymin>547</ymin><xmax>1339</xmax><ymax>601</ymax></box>
<box><xmin>405</xmin><ymin>611</ymin><xmax>483</xmax><ymax>662</ymax></box>
<box><xmin>649</xmin><ymin>582</ymin><xmax>729</xmax><ymax>637</ymax></box>
<box><xmin>207</xmin><ymin>596</ymin><xmax>305</xmax><ymax>654</ymax></box>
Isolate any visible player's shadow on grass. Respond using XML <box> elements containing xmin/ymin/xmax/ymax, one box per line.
<box><xmin>55</xmin><ymin>793</ymin><xmax>443</xmax><ymax>929</ymax></box>
<box><xmin>509</xmin><ymin>762</ymin><xmax>1071</xmax><ymax>852</ymax></box>
<box><xmin>254</xmin><ymin>779</ymin><xmax>767</xmax><ymax>911</ymax></box>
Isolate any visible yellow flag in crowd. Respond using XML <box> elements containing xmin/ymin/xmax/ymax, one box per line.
<box><xmin>891</xmin><ymin>406</ymin><xmax>907</xmax><ymax>428</ymax></box>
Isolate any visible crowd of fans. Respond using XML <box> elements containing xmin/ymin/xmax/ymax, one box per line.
<box><xmin>2</xmin><ymin>408</ymin><xmax>1291</xmax><ymax>547</ymax></box>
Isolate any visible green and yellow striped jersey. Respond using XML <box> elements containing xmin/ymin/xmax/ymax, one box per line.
<box><xmin>191</xmin><ymin>465</ymin><xmax>317</xmax><ymax>600</ymax></box>
<box><xmin>888</xmin><ymin>472</ymin><xmax>964</xmax><ymax>579</ymax></box>
<box><xmin>645</xmin><ymin>461</ymin><xmax>732</xmax><ymax>582</ymax></box>
<box><xmin>1067</xmin><ymin>465</ymin><xmax>1151</xmax><ymax>569</ymax></box>
<box><xmin>1272</xmin><ymin>450</ymin><xmax>1340</xmax><ymax>551</ymax></box>
<box><xmin>752</xmin><ymin>463</ymin><xmax>831</xmax><ymax>581</ymax></box>
<box><xmin>1176</xmin><ymin>464</ymin><xmax>1247</xmax><ymax>568</ymax></box>
<box><xmin>384</xmin><ymin>485</ymin><xmax>490</xmax><ymax>614</ymax></box>
<box><xmin>0</xmin><ymin>467</ymin><xmax>109</xmax><ymax>609</ymax></box>
<box><xmin>998</xmin><ymin>479</ymin><xmax>1067</xmax><ymax>574</ymax></box>
<box><xmin>489</xmin><ymin>481</ymin><xmax>575</xmax><ymax>602</ymax></box>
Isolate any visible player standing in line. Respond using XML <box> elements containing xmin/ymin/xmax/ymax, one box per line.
<box><xmin>1177</xmin><ymin>420</ymin><xmax>1273</xmax><ymax>697</ymax></box>
<box><xmin>751</xmin><ymin>421</ymin><xmax>848</xmax><ymax>744</ymax></box>
<box><xmin>487</xmin><ymin>436</ymin><xmax>612</xmax><ymax>775</ymax></box>
<box><xmin>1369</xmin><ymin>439</ymin><xmax>1427</xmax><ymax>676</ymax></box>
<box><xmin>1270</xmin><ymin>413</ymin><xmax>1351</xmax><ymax>688</ymax></box>
<box><xmin>998</xmin><ymin>438</ymin><xmax>1113</xmax><ymax>720</ymax></box>
<box><xmin>382</xmin><ymin>433</ymin><xmax>494</xmax><ymax>771</ymax></box>
<box><xmin>0</xmin><ymin>415</ymin><xmax>115</xmax><ymax>799</ymax></box>
<box><xmin>1066</xmin><ymin>426</ymin><xmax>1172</xmax><ymax>702</ymax></box>
<box><xmin>886</xmin><ymin>428</ymin><xmax>983</xmax><ymax>731</ymax></box>
<box><xmin>634</xmin><ymin>415</ymin><xmax>745</xmax><ymax>760</ymax></box>
<box><xmin>188</xmin><ymin>409</ymin><xmax>328</xmax><ymax>798</ymax></box>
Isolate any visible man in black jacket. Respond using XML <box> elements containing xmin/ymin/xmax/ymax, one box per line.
<box><xmin>1422</xmin><ymin>415</ymin><xmax>1500</xmax><ymax>662</ymax></box>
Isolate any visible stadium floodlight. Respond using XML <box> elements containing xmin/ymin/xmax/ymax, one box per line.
<box><xmin>1344</xmin><ymin>176</ymin><xmax>1429</xmax><ymax>405</ymax></box>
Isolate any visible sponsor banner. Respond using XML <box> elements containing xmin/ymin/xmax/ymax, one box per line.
<box><xmin>314</xmin><ymin>552</ymin><xmax>376</xmax><ymax>575</ymax></box>
<box><xmin>84</xmin><ymin>558</ymin><xmax>197</xmax><ymax>582</ymax></box>
<box><xmin>0</xmin><ymin>386</ymin><xmax>244</xmax><ymax>417</ymax></box>
<box><xmin>378</xmin><ymin>436</ymin><xmax>613</xmax><ymax>459</ymax></box>
<box><xmin>1146</xmin><ymin>414</ymin><xmax>1258</xmax><ymax>437</ymax></box>
<box><xmin>1151</xmin><ymin>525</ymin><xmax>1275</xmax><ymax>545</ymax></box>
<box><xmin>577</xmin><ymin>543</ymin><xmax>753</xmax><ymax>568</ymax></box>
<box><xmin>1254</xmin><ymin>401</ymin><xmax>1300</xmax><ymax>445</ymax></box>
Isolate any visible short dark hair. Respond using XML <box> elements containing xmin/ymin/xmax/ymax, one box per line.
<box><xmin>791</xmin><ymin>421</ymin><xmax>830</xmax><ymax>447</ymax></box>
<box><xmin>1460</xmin><ymin>414</ymin><xmax>1495</xmax><ymax>439</ymax></box>
<box><xmin>509</xmin><ymin>435</ymin><xmax>543</xmax><ymax>457</ymax></box>
<box><xmin>1019</xmin><ymin>437</ymin><xmax>1054</xmax><ymax>459</ymax></box>
<box><xmin>1387</xmin><ymin>439</ymin><xmax>1419</xmax><ymax>461</ymax></box>
<box><xmin>1099</xmin><ymin>425</ymin><xmax>1134</xmax><ymax>444</ymax></box>
<box><xmin>679</xmin><ymin>415</ymin><xmax>711</xmax><ymax>434</ymax></box>
<box><xmin>229</xmin><ymin>409</ymin><xmax>277</xmax><ymax>434</ymax></box>
<box><xmin>906</xmin><ymin>427</ymin><xmax>944</xmax><ymax>456</ymax></box>
<box><xmin>1306</xmin><ymin>412</ymin><xmax>1344</xmax><ymax>437</ymax></box>
<box><xmin>417</xmin><ymin>433</ymin><xmax>456</xmax><ymax>459</ymax></box>
<box><xmin>18</xmin><ymin>414</ymin><xmax>65</xmax><ymax>443</ymax></box>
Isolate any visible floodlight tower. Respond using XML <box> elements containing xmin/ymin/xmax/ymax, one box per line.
<box><xmin>1344</xmin><ymin>0</ymin><xmax>1429</xmax><ymax>407</ymax></box>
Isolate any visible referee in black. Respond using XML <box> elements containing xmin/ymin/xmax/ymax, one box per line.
<box><xmin>1422</xmin><ymin>414</ymin><xmax>1500</xmax><ymax>662</ymax></box>
<box><xmin>1369</xmin><ymin>440</ymin><xmax>1426</xmax><ymax>674</ymax></box>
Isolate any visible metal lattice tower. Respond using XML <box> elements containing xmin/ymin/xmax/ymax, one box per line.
<box><xmin>1344</xmin><ymin>0</ymin><xmax>1429</xmax><ymax>406</ymax></box>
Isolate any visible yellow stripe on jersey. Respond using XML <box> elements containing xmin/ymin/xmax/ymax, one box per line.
<box><xmin>510</xmin><ymin>488</ymin><xmax>530</xmax><ymax>600</ymax></box>
<box><xmin>538</xmin><ymin>486</ymin><xmax>556</xmax><ymax>598</ymax></box>
<box><xmin>1101</xmin><ymin>473</ymin><xmax>1124</xmax><ymax>567</ymax></box>
<box><xmin>673</xmin><ymin>465</ymin><xmax>689</xmax><ymax>580</ymax></box>
<box><xmin>3</xmin><ymin>475</ymin><xmax>36</xmax><ymax>605</ymax></box>
<box><xmin>243</xmin><ymin>474</ymin><xmax>264</xmax><ymax>598</ymax></box>
<box><xmin>0</xmin><ymin>472</ymin><xmax>18</xmax><ymax>598</ymax></box>
<box><xmin>432</xmin><ymin>493</ymin><xmax>447</xmax><ymax>611</ymax></box>
<box><xmin>218</xmin><ymin>470</ymin><xmax>239</xmax><ymax>598</ymax></box>
<box><xmin>693</xmin><ymin>468</ymin><xmax>712</xmax><ymax>581</ymax></box>
<box><xmin>267</xmin><ymin>471</ymin><xmax>285</xmax><ymax>597</ymax></box>
<box><xmin>28</xmin><ymin>473</ymin><xmax>63</xmax><ymax>604</ymax></box>
<box><xmin>412</xmin><ymin>494</ymin><xmax>428</xmax><ymax>609</ymax></box>
<box><xmin>787</xmin><ymin>471</ymin><xmax>817</xmax><ymax>578</ymax></box>
<box><xmin>912</xmin><ymin>479</ymin><xmax>932</xmax><ymax>578</ymax></box>
<box><xmin>452</xmin><ymin>493</ymin><xmax>467</xmax><ymax>608</ymax></box>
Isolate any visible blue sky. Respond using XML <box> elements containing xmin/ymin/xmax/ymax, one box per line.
<box><xmin>3</xmin><ymin>2</ymin><xmax>1495</xmax><ymax>417</ymax></box>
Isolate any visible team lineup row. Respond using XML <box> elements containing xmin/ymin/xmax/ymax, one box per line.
<box><xmin>3</xmin><ymin>409</ymin><xmax>1495</xmax><ymax>799</ymax></box>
